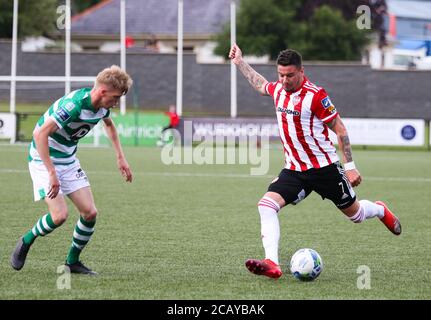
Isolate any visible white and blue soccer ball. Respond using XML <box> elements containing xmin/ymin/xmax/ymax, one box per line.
<box><xmin>289</xmin><ymin>248</ymin><xmax>323</xmax><ymax>281</ymax></box>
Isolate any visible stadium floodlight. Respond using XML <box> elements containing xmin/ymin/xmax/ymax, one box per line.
<box><xmin>176</xmin><ymin>0</ymin><xmax>183</xmax><ymax>117</ymax></box>
<box><xmin>230</xmin><ymin>0</ymin><xmax>237</xmax><ymax>118</ymax></box>
<box><xmin>120</xmin><ymin>0</ymin><xmax>126</xmax><ymax>115</ymax></box>
<box><xmin>65</xmin><ymin>0</ymin><xmax>71</xmax><ymax>95</ymax></box>
<box><xmin>10</xmin><ymin>0</ymin><xmax>18</xmax><ymax>119</ymax></box>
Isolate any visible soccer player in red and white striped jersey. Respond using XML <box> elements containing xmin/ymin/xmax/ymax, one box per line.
<box><xmin>229</xmin><ymin>44</ymin><xmax>401</xmax><ymax>279</ymax></box>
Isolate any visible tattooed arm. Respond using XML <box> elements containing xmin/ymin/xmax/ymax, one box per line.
<box><xmin>229</xmin><ymin>43</ymin><xmax>268</xmax><ymax>95</ymax></box>
<box><xmin>327</xmin><ymin>115</ymin><xmax>362</xmax><ymax>187</ymax></box>
<box><xmin>328</xmin><ymin>115</ymin><xmax>353</xmax><ymax>163</ymax></box>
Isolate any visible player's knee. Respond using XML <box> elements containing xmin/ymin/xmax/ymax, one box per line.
<box><xmin>258</xmin><ymin>196</ymin><xmax>281</xmax><ymax>213</ymax></box>
<box><xmin>51</xmin><ymin>209</ymin><xmax>68</xmax><ymax>225</ymax></box>
<box><xmin>82</xmin><ymin>208</ymin><xmax>98</xmax><ymax>222</ymax></box>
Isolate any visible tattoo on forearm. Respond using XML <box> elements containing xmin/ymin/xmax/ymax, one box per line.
<box><xmin>329</xmin><ymin>117</ymin><xmax>353</xmax><ymax>163</ymax></box>
<box><xmin>238</xmin><ymin>60</ymin><xmax>266</xmax><ymax>91</ymax></box>
<box><xmin>340</xmin><ymin>135</ymin><xmax>353</xmax><ymax>162</ymax></box>
<box><xmin>327</xmin><ymin>117</ymin><xmax>337</xmax><ymax>129</ymax></box>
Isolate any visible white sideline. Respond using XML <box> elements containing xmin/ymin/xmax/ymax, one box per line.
<box><xmin>0</xmin><ymin>168</ymin><xmax>430</xmax><ymax>183</ymax></box>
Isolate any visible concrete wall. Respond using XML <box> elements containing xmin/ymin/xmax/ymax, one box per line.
<box><xmin>1</xmin><ymin>41</ymin><xmax>430</xmax><ymax>119</ymax></box>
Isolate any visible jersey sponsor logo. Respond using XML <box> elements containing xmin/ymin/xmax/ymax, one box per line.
<box><xmin>70</xmin><ymin>125</ymin><xmax>91</xmax><ymax>140</ymax></box>
<box><xmin>56</xmin><ymin>108</ymin><xmax>71</xmax><ymax>122</ymax></box>
<box><xmin>64</xmin><ymin>102</ymin><xmax>75</xmax><ymax>112</ymax></box>
<box><xmin>277</xmin><ymin>106</ymin><xmax>300</xmax><ymax>116</ymax></box>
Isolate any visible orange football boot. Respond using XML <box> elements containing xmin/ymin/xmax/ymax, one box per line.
<box><xmin>245</xmin><ymin>258</ymin><xmax>282</xmax><ymax>279</ymax></box>
<box><xmin>375</xmin><ymin>201</ymin><xmax>402</xmax><ymax>235</ymax></box>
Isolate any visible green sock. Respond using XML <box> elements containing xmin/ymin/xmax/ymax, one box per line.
<box><xmin>66</xmin><ymin>216</ymin><xmax>96</xmax><ymax>264</ymax></box>
<box><xmin>23</xmin><ymin>213</ymin><xmax>58</xmax><ymax>245</ymax></box>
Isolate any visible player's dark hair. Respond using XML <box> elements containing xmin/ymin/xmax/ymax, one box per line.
<box><xmin>276</xmin><ymin>49</ymin><xmax>302</xmax><ymax>68</ymax></box>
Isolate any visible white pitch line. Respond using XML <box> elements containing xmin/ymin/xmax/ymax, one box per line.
<box><xmin>365</xmin><ymin>176</ymin><xmax>431</xmax><ymax>183</ymax></box>
<box><xmin>0</xmin><ymin>168</ymin><xmax>430</xmax><ymax>183</ymax></box>
<box><xmin>0</xmin><ymin>169</ymin><xmax>27</xmax><ymax>173</ymax></box>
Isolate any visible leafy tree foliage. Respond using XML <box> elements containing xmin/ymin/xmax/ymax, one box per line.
<box><xmin>297</xmin><ymin>5</ymin><xmax>369</xmax><ymax>60</ymax></box>
<box><xmin>214</xmin><ymin>0</ymin><xmax>370</xmax><ymax>61</ymax></box>
<box><xmin>0</xmin><ymin>0</ymin><xmax>104</xmax><ymax>39</ymax></box>
<box><xmin>0</xmin><ymin>0</ymin><xmax>58</xmax><ymax>38</ymax></box>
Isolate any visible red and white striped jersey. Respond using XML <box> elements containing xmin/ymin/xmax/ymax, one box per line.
<box><xmin>265</xmin><ymin>77</ymin><xmax>339</xmax><ymax>172</ymax></box>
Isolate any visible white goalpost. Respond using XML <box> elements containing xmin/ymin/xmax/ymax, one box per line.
<box><xmin>176</xmin><ymin>0</ymin><xmax>237</xmax><ymax>118</ymax></box>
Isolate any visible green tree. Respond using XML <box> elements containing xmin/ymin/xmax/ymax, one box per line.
<box><xmin>297</xmin><ymin>6</ymin><xmax>369</xmax><ymax>60</ymax></box>
<box><xmin>214</xmin><ymin>0</ymin><xmax>302</xmax><ymax>60</ymax></box>
<box><xmin>0</xmin><ymin>0</ymin><xmax>58</xmax><ymax>38</ymax></box>
<box><xmin>296</xmin><ymin>0</ymin><xmax>369</xmax><ymax>21</ymax></box>
<box><xmin>214</xmin><ymin>0</ymin><xmax>369</xmax><ymax>61</ymax></box>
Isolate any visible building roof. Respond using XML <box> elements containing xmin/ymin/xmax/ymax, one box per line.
<box><xmin>71</xmin><ymin>0</ymin><xmax>236</xmax><ymax>36</ymax></box>
<box><xmin>387</xmin><ymin>0</ymin><xmax>431</xmax><ymax>20</ymax></box>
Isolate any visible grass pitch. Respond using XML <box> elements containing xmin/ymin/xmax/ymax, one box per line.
<box><xmin>0</xmin><ymin>144</ymin><xmax>430</xmax><ymax>300</ymax></box>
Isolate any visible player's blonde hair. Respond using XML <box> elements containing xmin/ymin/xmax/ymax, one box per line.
<box><xmin>95</xmin><ymin>65</ymin><xmax>133</xmax><ymax>95</ymax></box>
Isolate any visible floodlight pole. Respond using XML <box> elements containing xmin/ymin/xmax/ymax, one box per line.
<box><xmin>230</xmin><ymin>1</ymin><xmax>237</xmax><ymax>118</ymax></box>
<box><xmin>9</xmin><ymin>0</ymin><xmax>18</xmax><ymax>144</ymax></box>
<box><xmin>65</xmin><ymin>0</ymin><xmax>71</xmax><ymax>95</ymax></box>
<box><xmin>10</xmin><ymin>0</ymin><xmax>18</xmax><ymax>117</ymax></box>
<box><xmin>176</xmin><ymin>0</ymin><xmax>183</xmax><ymax>116</ymax></box>
<box><xmin>120</xmin><ymin>0</ymin><xmax>126</xmax><ymax>115</ymax></box>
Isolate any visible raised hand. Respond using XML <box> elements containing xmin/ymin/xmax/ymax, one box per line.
<box><xmin>229</xmin><ymin>43</ymin><xmax>243</xmax><ymax>65</ymax></box>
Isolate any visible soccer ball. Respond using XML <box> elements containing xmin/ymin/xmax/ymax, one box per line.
<box><xmin>289</xmin><ymin>248</ymin><xmax>323</xmax><ymax>281</ymax></box>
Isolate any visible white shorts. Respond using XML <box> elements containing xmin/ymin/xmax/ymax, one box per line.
<box><xmin>28</xmin><ymin>159</ymin><xmax>90</xmax><ymax>201</ymax></box>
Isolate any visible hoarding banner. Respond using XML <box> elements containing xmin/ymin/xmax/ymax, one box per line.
<box><xmin>0</xmin><ymin>113</ymin><xmax>17</xmax><ymax>141</ymax></box>
<box><xmin>81</xmin><ymin>112</ymin><xmax>170</xmax><ymax>146</ymax></box>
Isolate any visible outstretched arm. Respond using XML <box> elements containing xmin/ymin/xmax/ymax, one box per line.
<box><xmin>229</xmin><ymin>43</ymin><xmax>268</xmax><ymax>95</ymax></box>
<box><xmin>327</xmin><ymin>115</ymin><xmax>361</xmax><ymax>187</ymax></box>
<box><xmin>103</xmin><ymin>117</ymin><xmax>133</xmax><ymax>182</ymax></box>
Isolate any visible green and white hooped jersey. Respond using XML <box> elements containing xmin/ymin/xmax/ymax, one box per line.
<box><xmin>28</xmin><ymin>87</ymin><xmax>110</xmax><ymax>165</ymax></box>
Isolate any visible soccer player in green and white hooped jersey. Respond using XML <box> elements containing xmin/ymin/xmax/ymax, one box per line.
<box><xmin>10</xmin><ymin>65</ymin><xmax>133</xmax><ymax>275</ymax></box>
<box><xmin>28</xmin><ymin>88</ymin><xmax>110</xmax><ymax>166</ymax></box>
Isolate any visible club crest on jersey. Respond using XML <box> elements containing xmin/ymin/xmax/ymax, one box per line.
<box><xmin>56</xmin><ymin>107</ymin><xmax>71</xmax><ymax>122</ymax></box>
<box><xmin>292</xmin><ymin>95</ymin><xmax>301</xmax><ymax>106</ymax></box>
<box><xmin>277</xmin><ymin>106</ymin><xmax>300</xmax><ymax>116</ymax></box>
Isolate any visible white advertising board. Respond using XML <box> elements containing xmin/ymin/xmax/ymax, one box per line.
<box><xmin>328</xmin><ymin>118</ymin><xmax>425</xmax><ymax>146</ymax></box>
<box><xmin>0</xmin><ymin>113</ymin><xmax>17</xmax><ymax>142</ymax></box>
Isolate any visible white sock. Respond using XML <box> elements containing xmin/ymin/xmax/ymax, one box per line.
<box><xmin>258</xmin><ymin>196</ymin><xmax>281</xmax><ymax>265</ymax></box>
<box><xmin>349</xmin><ymin>200</ymin><xmax>384</xmax><ymax>223</ymax></box>
<box><xmin>361</xmin><ymin>199</ymin><xmax>384</xmax><ymax>219</ymax></box>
